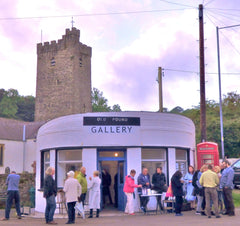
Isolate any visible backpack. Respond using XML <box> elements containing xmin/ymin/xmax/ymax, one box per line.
<box><xmin>192</xmin><ymin>170</ymin><xmax>200</xmax><ymax>188</ymax></box>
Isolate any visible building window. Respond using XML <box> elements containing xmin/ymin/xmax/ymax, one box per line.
<box><xmin>176</xmin><ymin>149</ymin><xmax>187</xmax><ymax>176</ymax></box>
<box><xmin>40</xmin><ymin>150</ymin><xmax>50</xmax><ymax>188</ymax></box>
<box><xmin>57</xmin><ymin>149</ymin><xmax>82</xmax><ymax>188</ymax></box>
<box><xmin>0</xmin><ymin>144</ymin><xmax>4</xmax><ymax>166</ymax></box>
<box><xmin>50</xmin><ymin>57</ymin><xmax>55</xmax><ymax>66</ymax></box>
<box><xmin>141</xmin><ymin>148</ymin><xmax>166</xmax><ymax>180</ymax></box>
<box><xmin>79</xmin><ymin>57</ymin><xmax>82</xmax><ymax>67</ymax></box>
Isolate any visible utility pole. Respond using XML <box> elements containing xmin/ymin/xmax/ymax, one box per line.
<box><xmin>199</xmin><ymin>4</ymin><xmax>207</xmax><ymax>142</ymax></box>
<box><xmin>158</xmin><ymin>67</ymin><xmax>163</xmax><ymax>112</ymax></box>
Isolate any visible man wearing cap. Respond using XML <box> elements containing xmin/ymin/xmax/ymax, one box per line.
<box><xmin>64</xmin><ymin>171</ymin><xmax>82</xmax><ymax>224</ymax></box>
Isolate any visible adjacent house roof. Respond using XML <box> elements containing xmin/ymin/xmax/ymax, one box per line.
<box><xmin>0</xmin><ymin>118</ymin><xmax>45</xmax><ymax>141</ymax></box>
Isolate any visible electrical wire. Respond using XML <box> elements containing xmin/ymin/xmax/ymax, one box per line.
<box><xmin>0</xmin><ymin>8</ymin><xmax>192</xmax><ymax>21</ymax></box>
<box><xmin>158</xmin><ymin>0</ymin><xmax>196</xmax><ymax>9</ymax></box>
<box><xmin>204</xmin><ymin>0</ymin><xmax>217</xmax><ymax>7</ymax></box>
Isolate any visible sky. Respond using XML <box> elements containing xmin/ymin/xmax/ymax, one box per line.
<box><xmin>0</xmin><ymin>0</ymin><xmax>240</xmax><ymax>112</ymax></box>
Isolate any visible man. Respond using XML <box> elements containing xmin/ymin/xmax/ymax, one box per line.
<box><xmin>220</xmin><ymin>160</ymin><xmax>235</xmax><ymax>216</ymax></box>
<box><xmin>152</xmin><ymin>167</ymin><xmax>166</xmax><ymax>211</ymax></box>
<box><xmin>76</xmin><ymin>166</ymin><xmax>87</xmax><ymax>206</ymax></box>
<box><xmin>102</xmin><ymin>169</ymin><xmax>113</xmax><ymax>206</ymax></box>
<box><xmin>1</xmin><ymin>171</ymin><xmax>21</xmax><ymax>221</ymax></box>
<box><xmin>138</xmin><ymin>168</ymin><xmax>151</xmax><ymax>213</ymax></box>
<box><xmin>199</xmin><ymin>164</ymin><xmax>221</xmax><ymax>219</ymax></box>
<box><xmin>44</xmin><ymin>167</ymin><xmax>57</xmax><ymax>225</ymax></box>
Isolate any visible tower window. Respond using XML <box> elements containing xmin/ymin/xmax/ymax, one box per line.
<box><xmin>51</xmin><ymin>57</ymin><xmax>56</xmax><ymax>66</ymax></box>
<box><xmin>79</xmin><ymin>57</ymin><xmax>82</xmax><ymax>67</ymax></box>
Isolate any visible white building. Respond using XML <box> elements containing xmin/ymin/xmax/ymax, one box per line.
<box><xmin>35</xmin><ymin>111</ymin><xmax>195</xmax><ymax>212</ymax></box>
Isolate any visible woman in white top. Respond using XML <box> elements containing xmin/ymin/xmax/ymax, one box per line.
<box><xmin>63</xmin><ymin>171</ymin><xmax>82</xmax><ymax>224</ymax></box>
<box><xmin>88</xmin><ymin>171</ymin><xmax>101</xmax><ymax>218</ymax></box>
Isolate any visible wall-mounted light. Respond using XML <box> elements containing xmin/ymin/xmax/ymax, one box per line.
<box><xmin>114</xmin><ymin>152</ymin><xmax>118</xmax><ymax>157</ymax></box>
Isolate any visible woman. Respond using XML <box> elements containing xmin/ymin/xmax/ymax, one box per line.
<box><xmin>63</xmin><ymin>171</ymin><xmax>82</xmax><ymax>224</ymax></box>
<box><xmin>43</xmin><ymin>167</ymin><xmax>57</xmax><ymax>225</ymax></box>
<box><xmin>171</xmin><ymin>170</ymin><xmax>184</xmax><ymax>216</ymax></box>
<box><xmin>123</xmin><ymin>169</ymin><xmax>142</xmax><ymax>215</ymax></box>
<box><xmin>184</xmin><ymin>165</ymin><xmax>196</xmax><ymax>209</ymax></box>
<box><xmin>88</xmin><ymin>171</ymin><xmax>101</xmax><ymax>218</ymax></box>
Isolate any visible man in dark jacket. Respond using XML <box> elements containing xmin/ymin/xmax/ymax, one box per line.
<box><xmin>102</xmin><ymin>169</ymin><xmax>113</xmax><ymax>206</ymax></box>
<box><xmin>152</xmin><ymin>167</ymin><xmax>166</xmax><ymax>211</ymax></box>
<box><xmin>138</xmin><ymin>168</ymin><xmax>151</xmax><ymax>213</ymax></box>
<box><xmin>44</xmin><ymin>167</ymin><xmax>57</xmax><ymax>225</ymax></box>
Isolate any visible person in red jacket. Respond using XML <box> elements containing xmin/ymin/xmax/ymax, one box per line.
<box><xmin>123</xmin><ymin>169</ymin><xmax>142</xmax><ymax>215</ymax></box>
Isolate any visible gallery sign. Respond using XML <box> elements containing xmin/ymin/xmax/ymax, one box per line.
<box><xmin>83</xmin><ymin>117</ymin><xmax>140</xmax><ymax>134</ymax></box>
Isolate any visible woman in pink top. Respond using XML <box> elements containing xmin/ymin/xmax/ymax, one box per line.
<box><xmin>123</xmin><ymin>169</ymin><xmax>142</xmax><ymax>215</ymax></box>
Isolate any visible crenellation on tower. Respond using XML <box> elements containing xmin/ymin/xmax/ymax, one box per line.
<box><xmin>35</xmin><ymin>27</ymin><xmax>92</xmax><ymax>122</ymax></box>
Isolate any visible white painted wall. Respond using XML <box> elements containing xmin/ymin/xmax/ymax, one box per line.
<box><xmin>168</xmin><ymin>148</ymin><xmax>176</xmax><ymax>184</ymax></box>
<box><xmin>83</xmin><ymin>148</ymin><xmax>97</xmax><ymax>185</ymax></box>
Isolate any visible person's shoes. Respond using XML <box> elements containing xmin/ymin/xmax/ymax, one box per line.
<box><xmin>175</xmin><ymin>213</ymin><xmax>183</xmax><ymax>216</ymax></box>
<box><xmin>1</xmin><ymin>218</ymin><xmax>9</xmax><ymax>221</ymax></box>
<box><xmin>48</xmin><ymin>221</ymin><xmax>58</xmax><ymax>225</ymax></box>
<box><xmin>216</xmin><ymin>215</ymin><xmax>221</xmax><ymax>218</ymax></box>
<box><xmin>18</xmin><ymin>216</ymin><xmax>22</xmax><ymax>219</ymax></box>
<box><xmin>228</xmin><ymin>212</ymin><xmax>235</xmax><ymax>216</ymax></box>
<box><xmin>208</xmin><ymin>216</ymin><xmax>211</xmax><ymax>219</ymax></box>
<box><xmin>140</xmin><ymin>206</ymin><xmax>146</xmax><ymax>213</ymax></box>
<box><xmin>129</xmin><ymin>213</ymin><xmax>135</xmax><ymax>215</ymax></box>
<box><xmin>65</xmin><ymin>222</ymin><xmax>74</xmax><ymax>224</ymax></box>
<box><xmin>195</xmin><ymin>211</ymin><xmax>201</xmax><ymax>215</ymax></box>
<box><xmin>201</xmin><ymin>211</ymin><xmax>206</xmax><ymax>216</ymax></box>
<box><xmin>222</xmin><ymin>211</ymin><xmax>229</xmax><ymax>215</ymax></box>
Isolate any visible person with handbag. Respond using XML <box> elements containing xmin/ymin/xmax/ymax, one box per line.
<box><xmin>63</xmin><ymin>171</ymin><xmax>82</xmax><ymax>224</ymax></box>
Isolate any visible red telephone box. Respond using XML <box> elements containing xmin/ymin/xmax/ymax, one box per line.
<box><xmin>197</xmin><ymin>142</ymin><xmax>219</xmax><ymax>170</ymax></box>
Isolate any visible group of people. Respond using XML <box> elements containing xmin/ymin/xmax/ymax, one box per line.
<box><xmin>124</xmin><ymin>160</ymin><xmax>235</xmax><ymax>218</ymax></box>
<box><xmin>123</xmin><ymin>167</ymin><xmax>167</xmax><ymax>215</ymax></box>
<box><xmin>0</xmin><ymin>160</ymin><xmax>235</xmax><ymax>223</ymax></box>
<box><xmin>43</xmin><ymin>166</ymin><xmax>101</xmax><ymax>225</ymax></box>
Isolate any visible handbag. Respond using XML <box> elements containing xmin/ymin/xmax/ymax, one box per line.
<box><xmin>75</xmin><ymin>202</ymin><xmax>85</xmax><ymax>219</ymax></box>
<box><xmin>165</xmin><ymin>183</ymin><xmax>173</xmax><ymax>197</ymax></box>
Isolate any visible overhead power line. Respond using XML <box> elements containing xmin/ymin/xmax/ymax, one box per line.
<box><xmin>0</xmin><ymin>8</ymin><xmax>193</xmax><ymax>21</ymax></box>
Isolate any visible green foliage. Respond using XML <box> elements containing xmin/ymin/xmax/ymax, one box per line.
<box><xmin>180</xmin><ymin>91</ymin><xmax>240</xmax><ymax>158</ymax></box>
<box><xmin>92</xmin><ymin>88</ymin><xmax>121</xmax><ymax>112</ymax></box>
<box><xmin>16</xmin><ymin>96</ymin><xmax>35</xmax><ymax>121</ymax></box>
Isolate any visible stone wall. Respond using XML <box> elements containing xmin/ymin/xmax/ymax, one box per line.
<box><xmin>0</xmin><ymin>173</ymin><xmax>35</xmax><ymax>208</ymax></box>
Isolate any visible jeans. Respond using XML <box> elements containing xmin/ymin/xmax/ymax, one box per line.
<box><xmin>204</xmin><ymin>187</ymin><xmax>219</xmax><ymax>217</ymax></box>
<box><xmin>5</xmin><ymin>190</ymin><xmax>21</xmax><ymax>219</ymax></box>
<box><xmin>175</xmin><ymin>196</ymin><xmax>183</xmax><ymax>214</ymax></box>
<box><xmin>196</xmin><ymin>195</ymin><xmax>203</xmax><ymax>212</ymax></box>
<box><xmin>223</xmin><ymin>187</ymin><xmax>235</xmax><ymax>214</ymax></box>
<box><xmin>45</xmin><ymin>195</ymin><xmax>56</xmax><ymax>223</ymax></box>
<box><xmin>79</xmin><ymin>193</ymin><xmax>86</xmax><ymax>206</ymax></box>
<box><xmin>139</xmin><ymin>195</ymin><xmax>149</xmax><ymax>208</ymax></box>
<box><xmin>67</xmin><ymin>202</ymin><xmax>76</xmax><ymax>223</ymax></box>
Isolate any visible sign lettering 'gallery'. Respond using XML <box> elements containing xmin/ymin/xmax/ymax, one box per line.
<box><xmin>83</xmin><ymin>117</ymin><xmax>140</xmax><ymax>134</ymax></box>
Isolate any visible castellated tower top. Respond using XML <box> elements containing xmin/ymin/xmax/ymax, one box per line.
<box><xmin>35</xmin><ymin>27</ymin><xmax>92</xmax><ymax>122</ymax></box>
<box><xmin>37</xmin><ymin>27</ymin><xmax>91</xmax><ymax>56</ymax></box>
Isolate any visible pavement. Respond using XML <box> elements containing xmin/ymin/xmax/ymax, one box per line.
<box><xmin>0</xmin><ymin>208</ymin><xmax>239</xmax><ymax>226</ymax></box>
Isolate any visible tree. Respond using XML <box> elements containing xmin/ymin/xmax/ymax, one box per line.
<box><xmin>92</xmin><ymin>88</ymin><xmax>121</xmax><ymax>112</ymax></box>
<box><xmin>16</xmin><ymin>96</ymin><xmax>35</xmax><ymax>121</ymax></box>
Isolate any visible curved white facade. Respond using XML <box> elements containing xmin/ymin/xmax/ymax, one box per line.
<box><xmin>35</xmin><ymin>111</ymin><xmax>196</xmax><ymax>212</ymax></box>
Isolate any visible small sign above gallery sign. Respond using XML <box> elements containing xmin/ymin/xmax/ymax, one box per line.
<box><xmin>83</xmin><ymin>117</ymin><xmax>140</xmax><ymax>134</ymax></box>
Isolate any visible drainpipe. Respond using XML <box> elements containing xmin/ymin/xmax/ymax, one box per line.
<box><xmin>23</xmin><ymin>125</ymin><xmax>26</xmax><ymax>172</ymax></box>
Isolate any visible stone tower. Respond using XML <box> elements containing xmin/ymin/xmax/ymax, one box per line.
<box><xmin>35</xmin><ymin>27</ymin><xmax>92</xmax><ymax>122</ymax></box>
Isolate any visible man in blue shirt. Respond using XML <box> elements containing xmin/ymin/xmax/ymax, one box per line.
<box><xmin>1</xmin><ymin>171</ymin><xmax>21</xmax><ymax>221</ymax></box>
<box><xmin>138</xmin><ymin>168</ymin><xmax>151</xmax><ymax>213</ymax></box>
<box><xmin>220</xmin><ymin>160</ymin><xmax>235</xmax><ymax>216</ymax></box>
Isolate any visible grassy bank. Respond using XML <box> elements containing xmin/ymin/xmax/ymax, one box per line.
<box><xmin>233</xmin><ymin>189</ymin><xmax>240</xmax><ymax>207</ymax></box>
